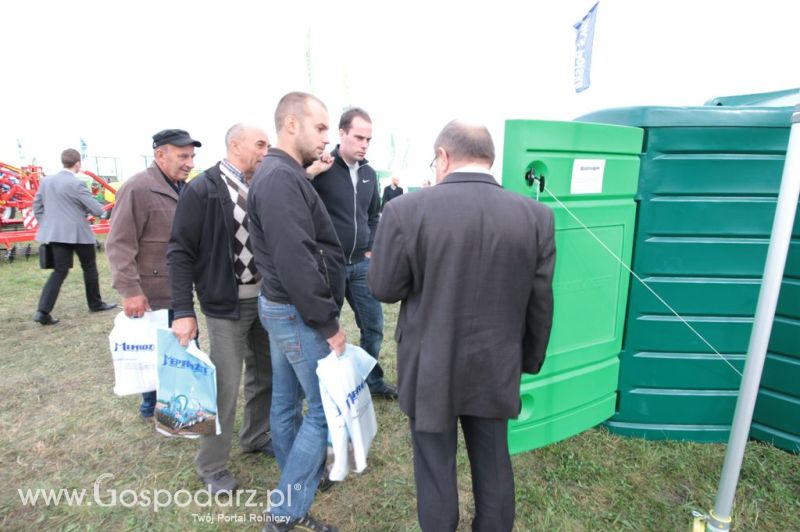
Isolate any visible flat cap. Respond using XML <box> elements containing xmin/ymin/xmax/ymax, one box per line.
<box><xmin>152</xmin><ymin>129</ymin><xmax>202</xmax><ymax>149</ymax></box>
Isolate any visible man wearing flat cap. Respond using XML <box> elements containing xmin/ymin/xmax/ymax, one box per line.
<box><xmin>106</xmin><ymin>128</ymin><xmax>201</xmax><ymax>420</ymax></box>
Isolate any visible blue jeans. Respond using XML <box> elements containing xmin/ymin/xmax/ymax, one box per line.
<box><xmin>258</xmin><ymin>297</ymin><xmax>327</xmax><ymax>519</ymax></box>
<box><xmin>345</xmin><ymin>258</ymin><xmax>385</xmax><ymax>388</ymax></box>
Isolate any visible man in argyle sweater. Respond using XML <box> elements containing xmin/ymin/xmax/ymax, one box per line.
<box><xmin>168</xmin><ymin>124</ymin><xmax>274</xmax><ymax>494</ymax></box>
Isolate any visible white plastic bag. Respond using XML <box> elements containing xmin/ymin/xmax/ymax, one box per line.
<box><xmin>316</xmin><ymin>344</ymin><xmax>378</xmax><ymax>481</ymax></box>
<box><xmin>154</xmin><ymin>328</ymin><xmax>221</xmax><ymax>439</ymax></box>
<box><xmin>108</xmin><ymin>309</ymin><xmax>169</xmax><ymax>396</ymax></box>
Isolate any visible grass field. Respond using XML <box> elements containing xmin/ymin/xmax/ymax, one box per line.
<box><xmin>1</xmin><ymin>246</ymin><xmax>798</xmax><ymax>531</ymax></box>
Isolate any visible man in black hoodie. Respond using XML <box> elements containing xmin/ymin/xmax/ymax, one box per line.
<box><xmin>312</xmin><ymin>107</ymin><xmax>398</xmax><ymax>399</ymax></box>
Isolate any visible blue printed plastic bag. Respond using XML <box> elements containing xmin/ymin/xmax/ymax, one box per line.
<box><xmin>154</xmin><ymin>328</ymin><xmax>220</xmax><ymax>438</ymax></box>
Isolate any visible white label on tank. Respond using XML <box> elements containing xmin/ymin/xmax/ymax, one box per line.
<box><xmin>570</xmin><ymin>159</ymin><xmax>605</xmax><ymax>194</ymax></box>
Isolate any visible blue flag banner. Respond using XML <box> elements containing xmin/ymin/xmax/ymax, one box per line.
<box><xmin>574</xmin><ymin>2</ymin><xmax>599</xmax><ymax>93</ymax></box>
<box><xmin>79</xmin><ymin>138</ymin><xmax>88</xmax><ymax>160</ymax></box>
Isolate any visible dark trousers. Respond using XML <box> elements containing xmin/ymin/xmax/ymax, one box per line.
<box><xmin>410</xmin><ymin>415</ymin><xmax>515</xmax><ymax>532</ymax></box>
<box><xmin>196</xmin><ymin>298</ymin><xmax>272</xmax><ymax>476</ymax></box>
<box><xmin>140</xmin><ymin>309</ymin><xmax>180</xmax><ymax>417</ymax></box>
<box><xmin>37</xmin><ymin>242</ymin><xmax>102</xmax><ymax>313</ymax></box>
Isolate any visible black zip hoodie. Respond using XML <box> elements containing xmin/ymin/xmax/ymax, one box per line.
<box><xmin>312</xmin><ymin>146</ymin><xmax>381</xmax><ymax>265</ymax></box>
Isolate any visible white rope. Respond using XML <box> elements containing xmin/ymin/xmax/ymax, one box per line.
<box><xmin>539</xmin><ymin>180</ymin><xmax>744</xmax><ymax>379</ymax></box>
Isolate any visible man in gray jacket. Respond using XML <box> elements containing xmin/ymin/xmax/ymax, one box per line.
<box><xmin>33</xmin><ymin>148</ymin><xmax>116</xmax><ymax>325</ymax></box>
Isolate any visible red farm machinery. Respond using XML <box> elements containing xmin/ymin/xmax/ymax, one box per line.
<box><xmin>0</xmin><ymin>162</ymin><xmax>115</xmax><ymax>263</ymax></box>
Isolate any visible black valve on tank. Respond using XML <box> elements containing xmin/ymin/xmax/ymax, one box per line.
<box><xmin>525</xmin><ymin>166</ymin><xmax>546</xmax><ymax>193</ymax></box>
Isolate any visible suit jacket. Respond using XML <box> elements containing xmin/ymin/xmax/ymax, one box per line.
<box><xmin>368</xmin><ymin>171</ymin><xmax>556</xmax><ymax>432</ymax></box>
<box><xmin>106</xmin><ymin>164</ymin><xmax>179</xmax><ymax>310</ymax></box>
<box><xmin>33</xmin><ymin>169</ymin><xmax>104</xmax><ymax>244</ymax></box>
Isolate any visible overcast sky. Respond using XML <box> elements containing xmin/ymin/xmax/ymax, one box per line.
<box><xmin>2</xmin><ymin>0</ymin><xmax>798</xmax><ymax>184</ymax></box>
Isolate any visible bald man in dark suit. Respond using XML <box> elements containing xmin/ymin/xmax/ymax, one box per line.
<box><xmin>368</xmin><ymin>120</ymin><xmax>556</xmax><ymax>532</ymax></box>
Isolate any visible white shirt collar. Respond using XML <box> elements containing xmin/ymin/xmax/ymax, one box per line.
<box><xmin>450</xmin><ymin>164</ymin><xmax>493</xmax><ymax>176</ymax></box>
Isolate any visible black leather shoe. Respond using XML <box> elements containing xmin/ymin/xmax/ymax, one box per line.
<box><xmin>33</xmin><ymin>311</ymin><xmax>59</xmax><ymax>325</ymax></box>
<box><xmin>318</xmin><ymin>476</ymin><xmax>335</xmax><ymax>493</ymax></box>
<box><xmin>243</xmin><ymin>436</ymin><xmax>275</xmax><ymax>458</ymax></box>
<box><xmin>370</xmin><ymin>382</ymin><xmax>398</xmax><ymax>400</ymax></box>
<box><xmin>262</xmin><ymin>512</ymin><xmax>338</xmax><ymax>532</ymax></box>
<box><xmin>90</xmin><ymin>302</ymin><xmax>117</xmax><ymax>312</ymax></box>
<box><xmin>200</xmin><ymin>469</ymin><xmax>239</xmax><ymax>495</ymax></box>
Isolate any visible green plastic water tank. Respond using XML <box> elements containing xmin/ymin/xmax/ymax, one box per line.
<box><xmin>705</xmin><ymin>88</ymin><xmax>800</xmax><ymax>107</ymax></box>
<box><xmin>578</xmin><ymin>104</ymin><xmax>800</xmax><ymax>452</ymax></box>
<box><xmin>502</xmin><ymin>120</ymin><xmax>643</xmax><ymax>454</ymax></box>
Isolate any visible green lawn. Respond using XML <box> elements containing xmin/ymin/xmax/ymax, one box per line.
<box><xmin>0</xmin><ymin>245</ymin><xmax>797</xmax><ymax>531</ymax></box>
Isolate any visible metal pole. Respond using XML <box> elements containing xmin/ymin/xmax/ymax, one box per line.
<box><xmin>707</xmin><ymin>104</ymin><xmax>800</xmax><ymax>531</ymax></box>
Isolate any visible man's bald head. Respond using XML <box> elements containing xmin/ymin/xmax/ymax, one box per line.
<box><xmin>273</xmin><ymin>91</ymin><xmax>330</xmax><ymax>167</ymax></box>
<box><xmin>225</xmin><ymin>123</ymin><xmax>270</xmax><ymax>180</ymax></box>
<box><xmin>274</xmin><ymin>92</ymin><xmax>326</xmax><ymax>133</ymax></box>
<box><xmin>433</xmin><ymin>120</ymin><xmax>495</xmax><ymax>167</ymax></box>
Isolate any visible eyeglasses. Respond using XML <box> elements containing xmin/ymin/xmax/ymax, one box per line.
<box><xmin>428</xmin><ymin>157</ymin><xmax>437</xmax><ymax>173</ymax></box>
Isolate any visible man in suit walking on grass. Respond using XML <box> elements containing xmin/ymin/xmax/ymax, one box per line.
<box><xmin>33</xmin><ymin>148</ymin><xmax>116</xmax><ymax>325</ymax></box>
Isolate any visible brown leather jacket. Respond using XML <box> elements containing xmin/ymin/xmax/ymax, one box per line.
<box><xmin>106</xmin><ymin>164</ymin><xmax>179</xmax><ymax>310</ymax></box>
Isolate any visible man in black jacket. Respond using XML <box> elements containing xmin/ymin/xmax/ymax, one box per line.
<box><xmin>249</xmin><ymin>92</ymin><xmax>344</xmax><ymax>532</ymax></box>
<box><xmin>312</xmin><ymin>107</ymin><xmax>397</xmax><ymax>399</ymax></box>
<box><xmin>381</xmin><ymin>175</ymin><xmax>403</xmax><ymax>209</ymax></box>
<box><xmin>168</xmin><ymin>123</ymin><xmax>273</xmax><ymax>495</ymax></box>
